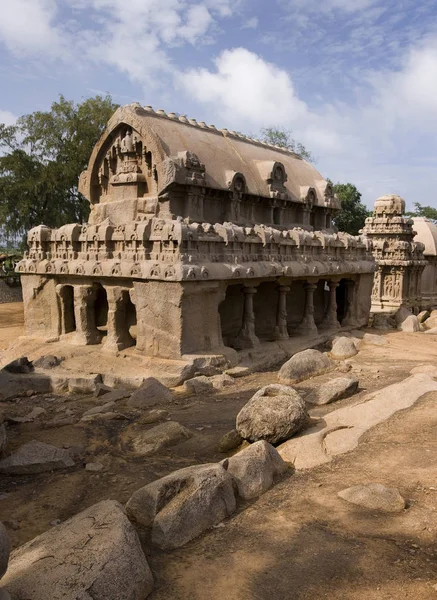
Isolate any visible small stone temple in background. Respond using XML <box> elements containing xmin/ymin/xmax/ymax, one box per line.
<box><xmin>362</xmin><ymin>195</ymin><xmax>426</xmax><ymax>313</ymax></box>
<box><xmin>17</xmin><ymin>103</ymin><xmax>375</xmax><ymax>362</ymax></box>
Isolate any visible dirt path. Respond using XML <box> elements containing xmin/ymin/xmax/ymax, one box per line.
<box><xmin>2</xmin><ymin>301</ymin><xmax>437</xmax><ymax>598</ymax></box>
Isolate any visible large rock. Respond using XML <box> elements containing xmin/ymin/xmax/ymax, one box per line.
<box><xmin>394</xmin><ymin>306</ymin><xmax>412</xmax><ymax>325</ymax></box>
<box><xmin>236</xmin><ymin>384</ymin><xmax>307</xmax><ymax>444</ymax></box>
<box><xmin>330</xmin><ymin>337</ymin><xmax>358</xmax><ymax>359</ymax></box>
<box><xmin>0</xmin><ymin>441</ymin><xmax>74</xmax><ymax>475</ymax></box>
<box><xmin>306</xmin><ymin>377</ymin><xmax>359</xmax><ymax>406</ymax></box>
<box><xmin>127</xmin><ymin>377</ymin><xmax>172</xmax><ymax>409</ymax></box>
<box><xmin>398</xmin><ymin>315</ymin><xmax>420</xmax><ymax>332</ymax></box>
<box><xmin>130</xmin><ymin>421</ymin><xmax>193</xmax><ymax>456</ymax></box>
<box><xmin>126</xmin><ymin>463</ymin><xmax>236</xmax><ymax>549</ymax></box>
<box><xmin>2</xmin><ymin>357</ymin><xmax>33</xmax><ymax>374</ymax></box>
<box><xmin>3</xmin><ymin>500</ymin><xmax>153</xmax><ymax>599</ymax></box>
<box><xmin>0</xmin><ymin>523</ymin><xmax>9</xmax><ymax>579</ymax></box>
<box><xmin>222</xmin><ymin>440</ymin><xmax>289</xmax><ymax>500</ymax></box>
<box><xmin>278</xmin><ymin>349</ymin><xmax>333</xmax><ymax>384</ymax></box>
<box><xmin>338</xmin><ymin>482</ymin><xmax>406</xmax><ymax>513</ymax></box>
<box><xmin>184</xmin><ymin>374</ymin><xmax>234</xmax><ymax>394</ymax></box>
<box><xmin>423</xmin><ymin>316</ymin><xmax>437</xmax><ymax>330</ymax></box>
<box><xmin>217</xmin><ymin>429</ymin><xmax>243</xmax><ymax>453</ymax></box>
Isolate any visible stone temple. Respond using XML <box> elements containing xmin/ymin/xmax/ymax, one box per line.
<box><xmin>17</xmin><ymin>103</ymin><xmax>375</xmax><ymax>364</ymax></box>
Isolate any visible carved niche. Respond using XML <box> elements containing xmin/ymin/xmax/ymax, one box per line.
<box><xmin>267</xmin><ymin>162</ymin><xmax>288</xmax><ymax>200</ymax></box>
<box><xmin>177</xmin><ymin>151</ymin><xmax>206</xmax><ymax>186</ymax></box>
<box><xmin>91</xmin><ymin>125</ymin><xmax>155</xmax><ymax>204</ymax></box>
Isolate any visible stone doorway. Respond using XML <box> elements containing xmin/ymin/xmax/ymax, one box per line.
<box><xmin>60</xmin><ymin>285</ymin><xmax>76</xmax><ymax>334</ymax></box>
<box><xmin>94</xmin><ymin>283</ymin><xmax>108</xmax><ymax>339</ymax></box>
<box><xmin>219</xmin><ymin>284</ymin><xmax>244</xmax><ymax>349</ymax></box>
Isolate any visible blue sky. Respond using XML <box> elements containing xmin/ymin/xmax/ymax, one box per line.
<box><xmin>1</xmin><ymin>0</ymin><xmax>437</xmax><ymax>209</ymax></box>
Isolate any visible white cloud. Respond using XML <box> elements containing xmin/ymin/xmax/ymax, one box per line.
<box><xmin>242</xmin><ymin>17</ymin><xmax>258</xmax><ymax>29</ymax></box>
<box><xmin>177</xmin><ymin>48</ymin><xmax>309</xmax><ymax>126</ymax></box>
<box><xmin>0</xmin><ymin>110</ymin><xmax>17</xmax><ymax>127</ymax></box>
<box><xmin>0</xmin><ymin>0</ymin><xmax>63</xmax><ymax>56</ymax></box>
<box><xmin>282</xmin><ymin>0</ymin><xmax>379</xmax><ymax>14</ymax></box>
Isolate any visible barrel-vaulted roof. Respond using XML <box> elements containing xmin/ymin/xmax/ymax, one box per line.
<box><xmin>79</xmin><ymin>103</ymin><xmax>337</xmax><ymax>209</ymax></box>
<box><xmin>413</xmin><ymin>217</ymin><xmax>437</xmax><ymax>257</ymax></box>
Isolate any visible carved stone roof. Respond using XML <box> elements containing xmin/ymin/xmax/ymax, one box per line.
<box><xmin>79</xmin><ymin>103</ymin><xmax>336</xmax><ymax>209</ymax></box>
<box><xmin>413</xmin><ymin>217</ymin><xmax>437</xmax><ymax>257</ymax></box>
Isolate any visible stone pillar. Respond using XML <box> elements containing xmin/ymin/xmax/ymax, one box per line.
<box><xmin>297</xmin><ymin>282</ymin><xmax>318</xmax><ymax>335</ymax></box>
<box><xmin>321</xmin><ymin>281</ymin><xmax>340</xmax><ymax>330</ymax></box>
<box><xmin>72</xmin><ymin>285</ymin><xmax>101</xmax><ymax>345</ymax></box>
<box><xmin>342</xmin><ymin>280</ymin><xmax>358</xmax><ymax>326</ymax></box>
<box><xmin>234</xmin><ymin>286</ymin><xmax>259</xmax><ymax>349</ymax></box>
<box><xmin>56</xmin><ymin>284</ymin><xmax>75</xmax><ymax>335</ymax></box>
<box><xmin>103</xmin><ymin>286</ymin><xmax>135</xmax><ymax>353</ymax></box>
<box><xmin>274</xmin><ymin>285</ymin><xmax>290</xmax><ymax>339</ymax></box>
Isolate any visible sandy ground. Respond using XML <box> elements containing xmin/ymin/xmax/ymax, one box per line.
<box><xmin>1</xmin><ymin>302</ymin><xmax>437</xmax><ymax>598</ymax></box>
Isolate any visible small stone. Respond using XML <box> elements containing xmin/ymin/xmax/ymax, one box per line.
<box><xmin>225</xmin><ymin>366</ymin><xmax>251</xmax><ymax>378</ymax></box>
<box><xmin>127</xmin><ymin>377</ymin><xmax>173</xmax><ymax>410</ymax></box>
<box><xmin>306</xmin><ymin>377</ymin><xmax>359</xmax><ymax>406</ymax></box>
<box><xmin>33</xmin><ymin>355</ymin><xmax>62</xmax><ymax>370</ymax></box>
<box><xmin>86</xmin><ymin>462</ymin><xmax>104</xmax><ymax>472</ymax></box>
<box><xmin>278</xmin><ymin>349</ymin><xmax>333</xmax><ymax>384</ymax></box>
<box><xmin>338</xmin><ymin>482</ymin><xmax>406</xmax><ymax>513</ymax></box>
<box><xmin>218</xmin><ymin>429</ymin><xmax>243</xmax><ymax>453</ymax></box>
<box><xmin>0</xmin><ymin>441</ymin><xmax>74</xmax><ymax>475</ymax></box>
<box><xmin>331</xmin><ymin>337</ymin><xmax>358</xmax><ymax>360</ymax></box>
<box><xmin>131</xmin><ymin>421</ymin><xmax>193</xmax><ymax>456</ymax></box>
<box><xmin>399</xmin><ymin>315</ymin><xmax>420</xmax><ymax>332</ymax></box>
<box><xmin>183</xmin><ymin>376</ymin><xmax>214</xmax><ymax>394</ymax></box>
<box><xmin>82</xmin><ymin>402</ymin><xmax>116</xmax><ymax>418</ymax></box>
<box><xmin>362</xmin><ymin>333</ymin><xmax>388</xmax><ymax>346</ymax></box>
<box><xmin>138</xmin><ymin>409</ymin><xmax>169</xmax><ymax>425</ymax></box>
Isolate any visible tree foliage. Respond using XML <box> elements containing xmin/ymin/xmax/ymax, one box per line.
<box><xmin>331</xmin><ymin>182</ymin><xmax>370</xmax><ymax>236</ymax></box>
<box><xmin>260</xmin><ymin>126</ymin><xmax>314</xmax><ymax>162</ymax></box>
<box><xmin>0</xmin><ymin>95</ymin><xmax>119</xmax><ymax>243</ymax></box>
<box><xmin>405</xmin><ymin>202</ymin><xmax>437</xmax><ymax>223</ymax></box>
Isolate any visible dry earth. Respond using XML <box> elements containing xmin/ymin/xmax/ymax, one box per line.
<box><xmin>1</xmin><ymin>302</ymin><xmax>437</xmax><ymax>598</ymax></box>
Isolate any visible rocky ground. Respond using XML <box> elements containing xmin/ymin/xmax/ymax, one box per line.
<box><xmin>1</xmin><ymin>302</ymin><xmax>437</xmax><ymax>598</ymax></box>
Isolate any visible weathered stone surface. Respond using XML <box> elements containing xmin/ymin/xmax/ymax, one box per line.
<box><xmin>82</xmin><ymin>401</ymin><xmax>116</xmax><ymax>418</ymax></box>
<box><xmin>33</xmin><ymin>355</ymin><xmax>62</xmax><ymax>369</ymax></box>
<box><xmin>424</xmin><ymin>327</ymin><xmax>437</xmax><ymax>335</ymax></box>
<box><xmin>306</xmin><ymin>377</ymin><xmax>359</xmax><ymax>405</ymax></box>
<box><xmin>217</xmin><ymin>429</ymin><xmax>243</xmax><ymax>453</ymax></box>
<box><xmin>279</xmin><ymin>374</ymin><xmax>437</xmax><ymax>469</ymax></box>
<box><xmin>278</xmin><ymin>349</ymin><xmax>333</xmax><ymax>384</ymax></box>
<box><xmin>394</xmin><ymin>306</ymin><xmax>412</xmax><ymax>325</ymax></box>
<box><xmin>222</xmin><ymin>440</ymin><xmax>289</xmax><ymax>500</ymax></box>
<box><xmin>417</xmin><ymin>310</ymin><xmax>430</xmax><ymax>323</ymax></box>
<box><xmin>236</xmin><ymin>384</ymin><xmax>307</xmax><ymax>444</ymax></box>
<box><xmin>372</xmin><ymin>312</ymin><xmax>395</xmax><ymax>330</ymax></box>
<box><xmin>126</xmin><ymin>463</ymin><xmax>236</xmax><ymax>549</ymax></box>
<box><xmin>0</xmin><ymin>441</ymin><xmax>74</xmax><ymax>475</ymax></box>
<box><xmin>3</xmin><ymin>500</ymin><xmax>154</xmax><ymax>599</ymax></box>
<box><xmin>127</xmin><ymin>377</ymin><xmax>172</xmax><ymax>409</ymax></box>
<box><xmin>331</xmin><ymin>337</ymin><xmax>358</xmax><ymax>359</ymax></box>
<box><xmin>423</xmin><ymin>316</ymin><xmax>437</xmax><ymax>330</ymax></box>
<box><xmin>0</xmin><ymin>587</ymin><xmax>11</xmax><ymax>599</ymax></box>
<box><xmin>138</xmin><ymin>409</ymin><xmax>169</xmax><ymax>425</ymax></box>
<box><xmin>68</xmin><ymin>374</ymin><xmax>102</xmax><ymax>394</ymax></box>
<box><xmin>183</xmin><ymin>375</ymin><xmax>213</xmax><ymax>394</ymax></box>
<box><xmin>410</xmin><ymin>364</ymin><xmax>437</xmax><ymax>377</ymax></box>
<box><xmin>225</xmin><ymin>366</ymin><xmax>251</xmax><ymax>378</ymax></box>
<box><xmin>362</xmin><ymin>333</ymin><xmax>388</xmax><ymax>346</ymax></box>
<box><xmin>94</xmin><ymin>383</ymin><xmax>113</xmax><ymax>397</ymax></box>
<box><xmin>210</xmin><ymin>374</ymin><xmax>234</xmax><ymax>389</ymax></box>
<box><xmin>131</xmin><ymin>421</ymin><xmax>193</xmax><ymax>456</ymax></box>
<box><xmin>398</xmin><ymin>314</ymin><xmax>420</xmax><ymax>332</ymax></box>
<box><xmin>338</xmin><ymin>482</ymin><xmax>406</xmax><ymax>513</ymax></box>
<box><xmin>2</xmin><ymin>357</ymin><xmax>33</xmax><ymax>374</ymax></box>
<box><xmin>0</xmin><ymin>522</ymin><xmax>9</xmax><ymax>579</ymax></box>
<box><xmin>0</xmin><ymin>425</ymin><xmax>6</xmax><ymax>457</ymax></box>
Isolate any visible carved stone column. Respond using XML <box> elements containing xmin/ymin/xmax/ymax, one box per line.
<box><xmin>234</xmin><ymin>286</ymin><xmax>259</xmax><ymax>349</ymax></box>
<box><xmin>297</xmin><ymin>282</ymin><xmax>318</xmax><ymax>335</ymax></box>
<box><xmin>56</xmin><ymin>284</ymin><xmax>75</xmax><ymax>335</ymax></box>
<box><xmin>321</xmin><ymin>281</ymin><xmax>340</xmax><ymax>329</ymax></box>
<box><xmin>342</xmin><ymin>280</ymin><xmax>357</xmax><ymax>326</ymax></box>
<box><xmin>274</xmin><ymin>285</ymin><xmax>290</xmax><ymax>340</ymax></box>
<box><xmin>72</xmin><ymin>285</ymin><xmax>101</xmax><ymax>345</ymax></box>
<box><xmin>103</xmin><ymin>287</ymin><xmax>135</xmax><ymax>353</ymax></box>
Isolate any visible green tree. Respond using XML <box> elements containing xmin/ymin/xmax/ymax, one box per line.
<box><xmin>405</xmin><ymin>202</ymin><xmax>437</xmax><ymax>222</ymax></box>
<box><xmin>0</xmin><ymin>94</ymin><xmax>118</xmax><ymax>243</ymax></box>
<box><xmin>331</xmin><ymin>182</ymin><xmax>370</xmax><ymax>235</ymax></box>
<box><xmin>259</xmin><ymin>126</ymin><xmax>314</xmax><ymax>162</ymax></box>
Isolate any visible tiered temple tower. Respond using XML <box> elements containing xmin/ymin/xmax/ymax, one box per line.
<box><xmin>362</xmin><ymin>194</ymin><xmax>426</xmax><ymax>313</ymax></box>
